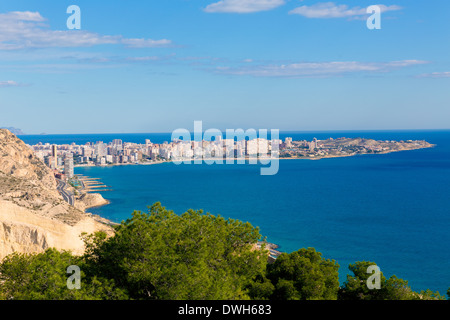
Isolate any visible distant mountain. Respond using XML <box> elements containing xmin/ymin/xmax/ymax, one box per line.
<box><xmin>0</xmin><ymin>127</ymin><xmax>24</xmax><ymax>135</ymax></box>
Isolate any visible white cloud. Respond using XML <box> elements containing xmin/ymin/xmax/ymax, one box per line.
<box><xmin>125</xmin><ymin>56</ymin><xmax>162</xmax><ymax>62</ymax></box>
<box><xmin>121</xmin><ymin>38</ymin><xmax>172</xmax><ymax>48</ymax></box>
<box><xmin>211</xmin><ymin>60</ymin><xmax>428</xmax><ymax>77</ymax></box>
<box><xmin>5</xmin><ymin>11</ymin><xmax>45</xmax><ymax>22</ymax></box>
<box><xmin>125</xmin><ymin>54</ymin><xmax>176</xmax><ymax>63</ymax></box>
<box><xmin>204</xmin><ymin>0</ymin><xmax>285</xmax><ymax>13</ymax></box>
<box><xmin>289</xmin><ymin>2</ymin><xmax>402</xmax><ymax>19</ymax></box>
<box><xmin>0</xmin><ymin>11</ymin><xmax>172</xmax><ymax>50</ymax></box>
<box><xmin>417</xmin><ymin>72</ymin><xmax>450</xmax><ymax>78</ymax></box>
<box><xmin>0</xmin><ymin>80</ymin><xmax>22</xmax><ymax>87</ymax></box>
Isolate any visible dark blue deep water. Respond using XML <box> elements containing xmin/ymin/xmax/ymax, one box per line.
<box><xmin>21</xmin><ymin>131</ymin><xmax>450</xmax><ymax>294</ymax></box>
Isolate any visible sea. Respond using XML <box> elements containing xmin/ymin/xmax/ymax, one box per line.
<box><xmin>20</xmin><ymin>130</ymin><xmax>450</xmax><ymax>295</ymax></box>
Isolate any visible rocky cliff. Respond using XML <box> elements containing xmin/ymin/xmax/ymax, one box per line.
<box><xmin>74</xmin><ymin>193</ymin><xmax>110</xmax><ymax>212</ymax></box>
<box><xmin>0</xmin><ymin>129</ymin><xmax>113</xmax><ymax>260</ymax></box>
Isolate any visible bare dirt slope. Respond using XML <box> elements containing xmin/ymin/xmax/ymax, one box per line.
<box><xmin>0</xmin><ymin>129</ymin><xmax>113</xmax><ymax>260</ymax></box>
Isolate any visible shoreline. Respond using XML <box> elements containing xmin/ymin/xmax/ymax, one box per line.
<box><xmin>82</xmin><ymin>198</ymin><xmax>118</xmax><ymax>226</ymax></box>
<box><xmin>74</xmin><ymin>144</ymin><xmax>436</xmax><ymax>169</ymax></box>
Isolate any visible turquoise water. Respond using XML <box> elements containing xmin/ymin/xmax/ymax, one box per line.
<box><xmin>22</xmin><ymin>131</ymin><xmax>450</xmax><ymax>294</ymax></box>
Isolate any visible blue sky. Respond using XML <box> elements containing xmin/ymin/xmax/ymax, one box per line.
<box><xmin>0</xmin><ymin>0</ymin><xmax>449</xmax><ymax>134</ymax></box>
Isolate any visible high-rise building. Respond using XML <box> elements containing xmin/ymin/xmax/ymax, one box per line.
<box><xmin>95</xmin><ymin>143</ymin><xmax>107</xmax><ymax>157</ymax></box>
<box><xmin>64</xmin><ymin>153</ymin><xmax>74</xmax><ymax>179</ymax></box>
<box><xmin>46</xmin><ymin>156</ymin><xmax>56</xmax><ymax>169</ymax></box>
<box><xmin>51</xmin><ymin>145</ymin><xmax>58</xmax><ymax>169</ymax></box>
<box><xmin>82</xmin><ymin>146</ymin><xmax>94</xmax><ymax>158</ymax></box>
<box><xmin>285</xmin><ymin>137</ymin><xmax>293</xmax><ymax>148</ymax></box>
<box><xmin>112</xmin><ymin>139</ymin><xmax>123</xmax><ymax>146</ymax></box>
<box><xmin>257</xmin><ymin>138</ymin><xmax>269</xmax><ymax>155</ymax></box>
<box><xmin>246</xmin><ymin>139</ymin><xmax>258</xmax><ymax>156</ymax></box>
<box><xmin>309</xmin><ymin>138</ymin><xmax>318</xmax><ymax>151</ymax></box>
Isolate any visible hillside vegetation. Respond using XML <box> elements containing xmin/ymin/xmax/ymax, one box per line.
<box><xmin>1</xmin><ymin>202</ymin><xmax>447</xmax><ymax>300</ymax></box>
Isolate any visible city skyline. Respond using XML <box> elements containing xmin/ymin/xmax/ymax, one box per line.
<box><xmin>1</xmin><ymin>1</ymin><xmax>449</xmax><ymax>134</ymax></box>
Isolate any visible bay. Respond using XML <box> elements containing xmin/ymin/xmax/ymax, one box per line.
<box><xmin>21</xmin><ymin>130</ymin><xmax>450</xmax><ymax>295</ymax></box>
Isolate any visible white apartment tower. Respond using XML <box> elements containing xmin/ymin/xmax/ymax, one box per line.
<box><xmin>64</xmin><ymin>153</ymin><xmax>74</xmax><ymax>179</ymax></box>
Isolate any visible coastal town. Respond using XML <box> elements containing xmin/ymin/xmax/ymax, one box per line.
<box><xmin>28</xmin><ymin>136</ymin><xmax>435</xmax><ymax>181</ymax></box>
<box><xmin>279</xmin><ymin>137</ymin><xmax>434</xmax><ymax>159</ymax></box>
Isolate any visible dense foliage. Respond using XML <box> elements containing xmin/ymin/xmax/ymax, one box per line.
<box><xmin>0</xmin><ymin>248</ymin><xmax>126</xmax><ymax>300</ymax></box>
<box><xmin>338</xmin><ymin>261</ymin><xmax>445</xmax><ymax>300</ymax></box>
<box><xmin>82</xmin><ymin>202</ymin><xmax>267</xmax><ymax>299</ymax></box>
<box><xmin>247</xmin><ymin>248</ymin><xmax>340</xmax><ymax>300</ymax></box>
<box><xmin>0</xmin><ymin>202</ymin><xmax>447</xmax><ymax>300</ymax></box>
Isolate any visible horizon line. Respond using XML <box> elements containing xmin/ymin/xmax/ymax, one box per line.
<box><xmin>16</xmin><ymin>128</ymin><xmax>450</xmax><ymax>136</ymax></box>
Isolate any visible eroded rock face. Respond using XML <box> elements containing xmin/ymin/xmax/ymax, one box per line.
<box><xmin>74</xmin><ymin>193</ymin><xmax>110</xmax><ymax>212</ymax></box>
<box><xmin>0</xmin><ymin>129</ymin><xmax>56</xmax><ymax>190</ymax></box>
<box><xmin>0</xmin><ymin>129</ymin><xmax>113</xmax><ymax>260</ymax></box>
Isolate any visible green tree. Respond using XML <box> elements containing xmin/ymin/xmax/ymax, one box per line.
<box><xmin>414</xmin><ymin>289</ymin><xmax>446</xmax><ymax>300</ymax></box>
<box><xmin>338</xmin><ymin>261</ymin><xmax>387</xmax><ymax>300</ymax></box>
<box><xmin>0</xmin><ymin>248</ymin><xmax>127</xmax><ymax>300</ymax></box>
<box><xmin>246</xmin><ymin>274</ymin><xmax>275</xmax><ymax>300</ymax></box>
<box><xmin>265</xmin><ymin>248</ymin><xmax>340</xmax><ymax>300</ymax></box>
<box><xmin>83</xmin><ymin>202</ymin><xmax>268</xmax><ymax>300</ymax></box>
<box><xmin>338</xmin><ymin>261</ymin><xmax>445</xmax><ymax>300</ymax></box>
